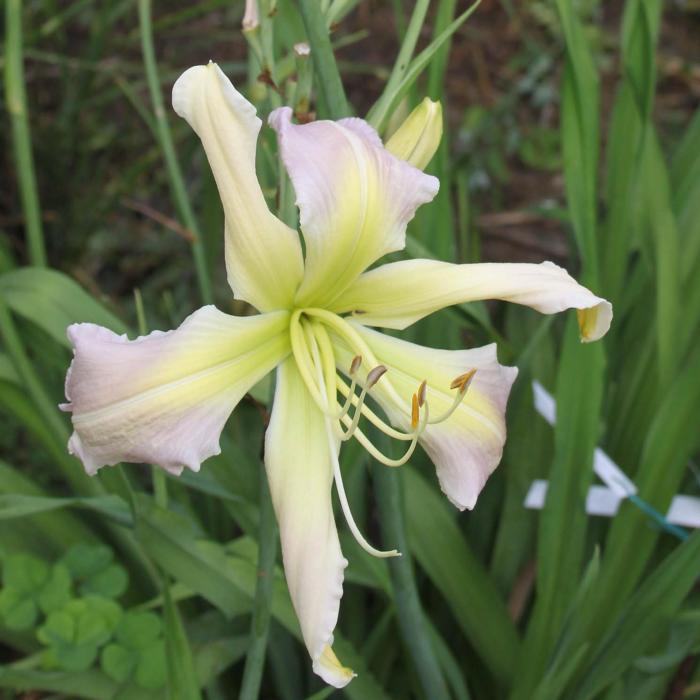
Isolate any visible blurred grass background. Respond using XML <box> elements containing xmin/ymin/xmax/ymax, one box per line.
<box><xmin>1</xmin><ymin>0</ymin><xmax>700</xmax><ymax>698</ymax></box>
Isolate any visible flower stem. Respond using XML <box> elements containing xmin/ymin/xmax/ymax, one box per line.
<box><xmin>297</xmin><ymin>0</ymin><xmax>349</xmax><ymax>118</ymax></box>
<box><xmin>373</xmin><ymin>459</ymin><xmax>451</xmax><ymax>700</ymax></box>
<box><xmin>239</xmin><ymin>468</ymin><xmax>278</xmax><ymax>700</ymax></box>
<box><xmin>137</xmin><ymin>0</ymin><xmax>213</xmax><ymax>305</ymax></box>
<box><xmin>5</xmin><ymin>0</ymin><xmax>47</xmax><ymax>267</ymax></box>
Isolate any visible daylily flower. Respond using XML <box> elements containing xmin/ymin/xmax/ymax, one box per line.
<box><xmin>61</xmin><ymin>62</ymin><xmax>612</xmax><ymax>687</ymax></box>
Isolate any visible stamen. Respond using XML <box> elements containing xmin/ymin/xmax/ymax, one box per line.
<box><xmin>340</xmin><ymin>365</ymin><xmax>387</xmax><ymax>442</ymax></box>
<box><xmin>302</xmin><ymin>307</ymin><xmax>407</xmax><ymax>410</ymax></box>
<box><xmin>336</xmin><ymin>377</ymin><xmax>417</xmax><ymax>442</ymax></box>
<box><xmin>411</xmin><ymin>393</ymin><xmax>420</xmax><ymax>430</ymax></box>
<box><xmin>308</xmin><ymin>321</ymin><xmax>399</xmax><ymax>558</ymax></box>
<box><xmin>341</xmin><ymin>393</ymin><xmax>429</xmax><ymax>468</ymax></box>
<box><xmin>367</xmin><ymin>364</ymin><xmax>387</xmax><ymax>387</ymax></box>
<box><xmin>350</xmin><ymin>355</ymin><xmax>362</xmax><ymax>375</ymax></box>
<box><xmin>310</xmin><ymin>321</ymin><xmax>356</xmax><ymax>422</ymax></box>
<box><xmin>450</xmin><ymin>368</ymin><xmax>477</xmax><ymax>393</ymax></box>
<box><xmin>344</xmin><ymin>418</ymin><xmax>425</xmax><ymax>468</ymax></box>
<box><xmin>289</xmin><ymin>310</ymin><xmax>333</xmax><ymax>415</ymax></box>
<box><xmin>326</xmin><ymin>414</ymin><xmax>400</xmax><ymax>559</ymax></box>
<box><xmin>417</xmin><ymin>380</ymin><xmax>427</xmax><ymax>407</ymax></box>
<box><xmin>303</xmin><ymin>320</ymin><xmax>335</xmax><ymax>410</ymax></box>
<box><xmin>429</xmin><ymin>369</ymin><xmax>477</xmax><ymax>424</ymax></box>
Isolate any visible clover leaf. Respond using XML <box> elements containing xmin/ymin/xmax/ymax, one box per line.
<box><xmin>37</xmin><ymin>596</ymin><xmax>122</xmax><ymax>672</ymax></box>
<box><xmin>100</xmin><ymin>611</ymin><xmax>166</xmax><ymax>689</ymax></box>
<box><xmin>0</xmin><ymin>554</ymin><xmax>71</xmax><ymax>630</ymax></box>
<box><xmin>62</xmin><ymin>543</ymin><xmax>128</xmax><ymax>599</ymax></box>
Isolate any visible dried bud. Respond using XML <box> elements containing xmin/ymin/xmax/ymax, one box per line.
<box><xmin>242</xmin><ymin>0</ymin><xmax>259</xmax><ymax>31</ymax></box>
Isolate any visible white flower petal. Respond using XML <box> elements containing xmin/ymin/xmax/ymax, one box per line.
<box><xmin>331</xmin><ymin>259</ymin><xmax>612</xmax><ymax>342</ymax></box>
<box><xmin>62</xmin><ymin>307</ymin><xmax>289</xmax><ymax>475</ymax></box>
<box><xmin>172</xmin><ymin>63</ymin><xmax>303</xmax><ymax>311</ymax></box>
<box><xmin>335</xmin><ymin>325</ymin><xmax>518</xmax><ymax>510</ymax></box>
<box><xmin>264</xmin><ymin>358</ymin><xmax>354</xmax><ymax>688</ymax></box>
<box><xmin>268</xmin><ymin>108</ymin><xmax>439</xmax><ymax>308</ymax></box>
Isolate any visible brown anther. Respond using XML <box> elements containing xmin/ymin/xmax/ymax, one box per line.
<box><xmin>411</xmin><ymin>393</ymin><xmax>420</xmax><ymax>430</ymax></box>
<box><xmin>450</xmin><ymin>368</ymin><xmax>477</xmax><ymax>393</ymax></box>
<box><xmin>366</xmin><ymin>365</ymin><xmax>387</xmax><ymax>388</ymax></box>
<box><xmin>417</xmin><ymin>380</ymin><xmax>427</xmax><ymax>407</ymax></box>
<box><xmin>350</xmin><ymin>355</ymin><xmax>362</xmax><ymax>375</ymax></box>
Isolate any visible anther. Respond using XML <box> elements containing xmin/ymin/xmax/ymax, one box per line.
<box><xmin>417</xmin><ymin>380</ymin><xmax>427</xmax><ymax>407</ymax></box>
<box><xmin>428</xmin><ymin>369</ymin><xmax>478</xmax><ymax>425</ymax></box>
<box><xmin>367</xmin><ymin>364</ymin><xmax>387</xmax><ymax>388</ymax></box>
<box><xmin>411</xmin><ymin>393</ymin><xmax>420</xmax><ymax>430</ymax></box>
<box><xmin>450</xmin><ymin>368</ymin><xmax>477</xmax><ymax>393</ymax></box>
<box><xmin>340</xmin><ymin>366</ymin><xmax>387</xmax><ymax>442</ymax></box>
<box><xmin>350</xmin><ymin>355</ymin><xmax>362</xmax><ymax>375</ymax></box>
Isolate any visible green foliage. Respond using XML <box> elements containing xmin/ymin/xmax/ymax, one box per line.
<box><xmin>38</xmin><ymin>596</ymin><xmax>122</xmax><ymax>671</ymax></box>
<box><xmin>101</xmin><ymin>612</ymin><xmax>167</xmax><ymax>689</ymax></box>
<box><xmin>0</xmin><ymin>554</ymin><xmax>71</xmax><ymax>630</ymax></box>
<box><xmin>63</xmin><ymin>543</ymin><xmax>129</xmax><ymax>599</ymax></box>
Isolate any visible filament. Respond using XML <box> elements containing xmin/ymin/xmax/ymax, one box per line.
<box><xmin>312</xmin><ymin>320</ymin><xmax>359</xmax><ymax>422</ymax></box>
<box><xmin>307</xmin><ymin>327</ymin><xmax>399</xmax><ymax>559</ymax></box>
<box><xmin>336</xmin><ymin>376</ymin><xmax>416</xmax><ymax>442</ymax></box>
<box><xmin>302</xmin><ymin>307</ymin><xmax>408</xmax><ymax>410</ymax></box>
<box><xmin>326</xmin><ymin>424</ymin><xmax>400</xmax><ymax>558</ymax></box>
<box><xmin>340</xmin><ymin>400</ymin><xmax>429</xmax><ymax>468</ymax></box>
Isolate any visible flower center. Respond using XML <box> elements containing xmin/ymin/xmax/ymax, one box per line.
<box><xmin>287</xmin><ymin>308</ymin><xmax>476</xmax><ymax>559</ymax></box>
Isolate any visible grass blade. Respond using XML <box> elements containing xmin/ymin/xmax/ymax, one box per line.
<box><xmin>239</xmin><ymin>474</ymin><xmax>278</xmax><ymax>700</ymax></box>
<box><xmin>163</xmin><ymin>584</ymin><xmax>203</xmax><ymax>700</ymax></box>
<box><xmin>297</xmin><ymin>0</ymin><xmax>349</xmax><ymax>118</ymax></box>
<box><xmin>137</xmin><ymin>0</ymin><xmax>213</xmax><ymax>304</ymax></box>
<box><xmin>374</xmin><ymin>463</ymin><xmax>451</xmax><ymax>700</ymax></box>
<box><xmin>4</xmin><ymin>0</ymin><xmax>47</xmax><ymax>267</ymax></box>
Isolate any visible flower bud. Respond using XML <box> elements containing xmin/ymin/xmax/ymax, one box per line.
<box><xmin>385</xmin><ymin>98</ymin><xmax>442</xmax><ymax>170</ymax></box>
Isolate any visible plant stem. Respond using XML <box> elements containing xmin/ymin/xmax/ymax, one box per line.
<box><xmin>5</xmin><ymin>0</ymin><xmax>47</xmax><ymax>267</ymax></box>
<box><xmin>137</xmin><ymin>0</ymin><xmax>213</xmax><ymax>305</ymax></box>
<box><xmin>297</xmin><ymin>0</ymin><xmax>349</xmax><ymax>118</ymax></box>
<box><xmin>373</xmin><ymin>462</ymin><xmax>451</xmax><ymax>700</ymax></box>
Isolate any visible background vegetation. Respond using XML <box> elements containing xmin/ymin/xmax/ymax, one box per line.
<box><xmin>1</xmin><ymin>0</ymin><xmax>699</xmax><ymax>698</ymax></box>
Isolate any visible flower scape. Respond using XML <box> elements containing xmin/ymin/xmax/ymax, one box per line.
<box><xmin>61</xmin><ymin>63</ymin><xmax>612</xmax><ymax>687</ymax></box>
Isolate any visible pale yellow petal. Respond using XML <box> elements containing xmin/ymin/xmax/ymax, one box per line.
<box><xmin>334</xmin><ymin>324</ymin><xmax>518</xmax><ymax>510</ymax></box>
<box><xmin>268</xmin><ymin>108</ymin><xmax>438</xmax><ymax>308</ymax></box>
<box><xmin>172</xmin><ymin>63</ymin><xmax>303</xmax><ymax>311</ymax></box>
<box><xmin>264</xmin><ymin>358</ymin><xmax>353</xmax><ymax>688</ymax></box>
<box><xmin>331</xmin><ymin>259</ymin><xmax>612</xmax><ymax>342</ymax></box>
<box><xmin>63</xmin><ymin>307</ymin><xmax>289</xmax><ymax>474</ymax></box>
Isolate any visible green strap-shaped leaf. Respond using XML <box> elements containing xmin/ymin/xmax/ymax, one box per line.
<box><xmin>0</xmin><ymin>267</ymin><xmax>127</xmax><ymax>347</ymax></box>
<box><xmin>402</xmin><ymin>466</ymin><xmax>519</xmax><ymax>686</ymax></box>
